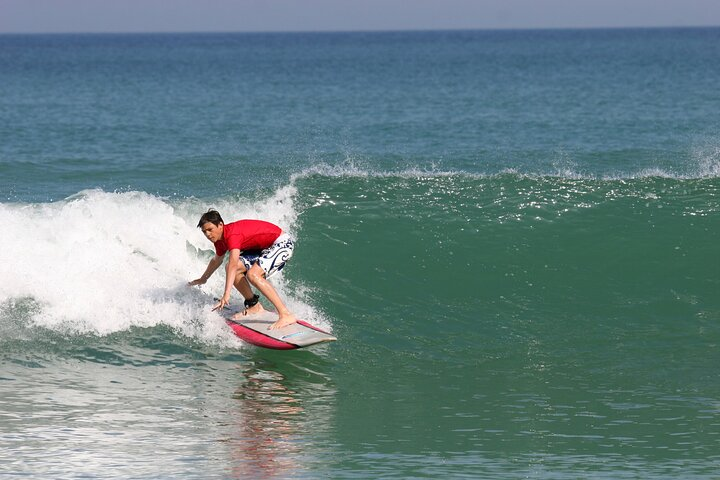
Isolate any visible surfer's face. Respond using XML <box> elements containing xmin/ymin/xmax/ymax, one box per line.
<box><xmin>200</xmin><ymin>222</ymin><xmax>223</xmax><ymax>243</ymax></box>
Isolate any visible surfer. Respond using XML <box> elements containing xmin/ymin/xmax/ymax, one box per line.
<box><xmin>188</xmin><ymin>210</ymin><xmax>298</xmax><ymax>330</ymax></box>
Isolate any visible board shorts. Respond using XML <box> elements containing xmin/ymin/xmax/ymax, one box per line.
<box><xmin>240</xmin><ymin>233</ymin><xmax>294</xmax><ymax>278</ymax></box>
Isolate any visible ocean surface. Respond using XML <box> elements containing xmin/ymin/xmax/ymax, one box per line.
<box><xmin>1</xmin><ymin>28</ymin><xmax>719</xmax><ymax>478</ymax></box>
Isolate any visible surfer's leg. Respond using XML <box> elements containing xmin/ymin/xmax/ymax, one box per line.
<box><xmin>231</xmin><ymin>262</ymin><xmax>265</xmax><ymax>319</ymax></box>
<box><xmin>246</xmin><ymin>263</ymin><xmax>297</xmax><ymax>330</ymax></box>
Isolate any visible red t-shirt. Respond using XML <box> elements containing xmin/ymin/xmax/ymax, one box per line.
<box><xmin>214</xmin><ymin>220</ymin><xmax>282</xmax><ymax>256</ymax></box>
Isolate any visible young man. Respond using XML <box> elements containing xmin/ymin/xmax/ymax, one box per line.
<box><xmin>188</xmin><ymin>210</ymin><xmax>297</xmax><ymax>330</ymax></box>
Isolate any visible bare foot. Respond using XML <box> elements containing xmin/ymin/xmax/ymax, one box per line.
<box><xmin>269</xmin><ymin>313</ymin><xmax>297</xmax><ymax>330</ymax></box>
<box><xmin>231</xmin><ymin>302</ymin><xmax>266</xmax><ymax>320</ymax></box>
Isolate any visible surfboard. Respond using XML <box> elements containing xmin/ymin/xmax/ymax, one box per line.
<box><xmin>222</xmin><ymin>309</ymin><xmax>337</xmax><ymax>350</ymax></box>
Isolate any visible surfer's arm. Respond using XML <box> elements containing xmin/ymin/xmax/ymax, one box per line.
<box><xmin>189</xmin><ymin>254</ymin><xmax>224</xmax><ymax>286</ymax></box>
<box><xmin>215</xmin><ymin>249</ymin><xmax>241</xmax><ymax>309</ymax></box>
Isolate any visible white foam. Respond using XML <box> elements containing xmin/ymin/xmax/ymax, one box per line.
<box><xmin>291</xmin><ymin>148</ymin><xmax>720</xmax><ymax>181</ymax></box>
<box><xmin>291</xmin><ymin>160</ymin><xmax>472</xmax><ymax>181</ymax></box>
<box><xmin>691</xmin><ymin>136</ymin><xmax>720</xmax><ymax>178</ymax></box>
<box><xmin>0</xmin><ymin>186</ymin><xmax>321</xmax><ymax>343</ymax></box>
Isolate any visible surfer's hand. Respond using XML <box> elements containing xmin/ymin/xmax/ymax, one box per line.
<box><xmin>188</xmin><ymin>277</ymin><xmax>206</xmax><ymax>286</ymax></box>
<box><xmin>212</xmin><ymin>296</ymin><xmax>230</xmax><ymax>311</ymax></box>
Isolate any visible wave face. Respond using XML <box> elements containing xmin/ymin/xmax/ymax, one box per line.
<box><xmin>2</xmin><ymin>171</ymin><xmax>717</xmax><ymax>344</ymax></box>
<box><xmin>294</xmin><ymin>170</ymin><xmax>720</xmax><ymax>336</ymax></box>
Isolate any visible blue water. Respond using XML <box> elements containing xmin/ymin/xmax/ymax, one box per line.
<box><xmin>1</xmin><ymin>28</ymin><xmax>719</xmax><ymax>478</ymax></box>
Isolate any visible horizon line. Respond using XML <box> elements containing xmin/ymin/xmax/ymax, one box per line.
<box><xmin>1</xmin><ymin>24</ymin><xmax>719</xmax><ymax>37</ymax></box>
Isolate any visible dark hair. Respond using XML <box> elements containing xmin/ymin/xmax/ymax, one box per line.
<box><xmin>197</xmin><ymin>209</ymin><xmax>224</xmax><ymax>228</ymax></box>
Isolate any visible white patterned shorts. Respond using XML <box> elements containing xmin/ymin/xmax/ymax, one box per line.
<box><xmin>240</xmin><ymin>233</ymin><xmax>294</xmax><ymax>278</ymax></box>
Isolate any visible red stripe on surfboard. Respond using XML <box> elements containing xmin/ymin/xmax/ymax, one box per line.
<box><xmin>296</xmin><ymin>319</ymin><xmax>331</xmax><ymax>335</ymax></box>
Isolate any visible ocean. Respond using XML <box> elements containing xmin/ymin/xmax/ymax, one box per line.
<box><xmin>1</xmin><ymin>28</ymin><xmax>719</xmax><ymax>478</ymax></box>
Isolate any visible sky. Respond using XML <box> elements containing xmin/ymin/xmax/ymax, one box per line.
<box><xmin>1</xmin><ymin>0</ymin><xmax>719</xmax><ymax>34</ymax></box>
